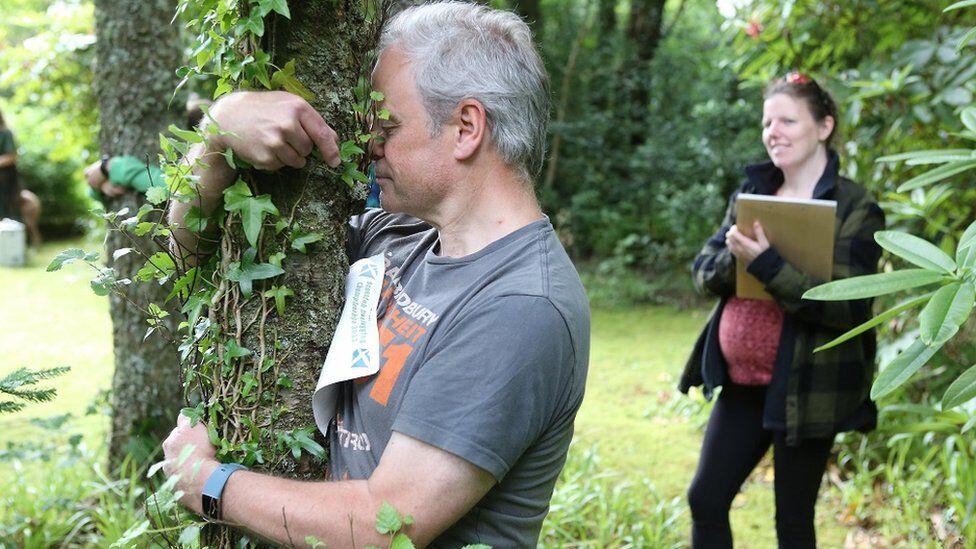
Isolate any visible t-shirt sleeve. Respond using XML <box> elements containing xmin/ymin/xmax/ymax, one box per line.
<box><xmin>108</xmin><ymin>155</ymin><xmax>164</xmax><ymax>192</ymax></box>
<box><xmin>392</xmin><ymin>295</ymin><xmax>578</xmax><ymax>482</ymax></box>
<box><xmin>347</xmin><ymin>209</ymin><xmax>431</xmax><ymax>261</ymax></box>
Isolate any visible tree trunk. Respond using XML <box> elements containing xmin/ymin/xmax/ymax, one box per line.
<box><xmin>627</xmin><ymin>0</ymin><xmax>667</xmax><ymax>64</ymax></box>
<box><xmin>93</xmin><ymin>0</ymin><xmax>184</xmax><ymax>469</ymax></box>
<box><xmin>624</xmin><ymin>0</ymin><xmax>667</xmax><ymax>146</ymax></box>
<box><xmin>201</xmin><ymin>1</ymin><xmax>378</xmax><ymax>545</ymax></box>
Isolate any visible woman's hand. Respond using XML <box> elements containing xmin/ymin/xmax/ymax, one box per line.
<box><xmin>726</xmin><ymin>221</ymin><xmax>771</xmax><ymax>266</ymax></box>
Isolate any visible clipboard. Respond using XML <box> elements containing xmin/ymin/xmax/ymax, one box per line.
<box><xmin>735</xmin><ymin>193</ymin><xmax>837</xmax><ymax>300</ymax></box>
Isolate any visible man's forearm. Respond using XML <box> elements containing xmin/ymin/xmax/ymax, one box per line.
<box><xmin>168</xmin><ymin>139</ymin><xmax>236</xmax><ymax>261</ymax></box>
<box><xmin>0</xmin><ymin>153</ymin><xmax>16</xmax><ymax>168</ymax></box>
<box><xmin>218</xmin><ymin>471</ymin><xmax>407</xmax><ymax>548</ymax></box>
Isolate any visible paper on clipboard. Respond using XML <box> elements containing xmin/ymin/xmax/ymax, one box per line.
<box><xmin>311</xmin><ymin>253</ymin><xmax>385</xmax><ymax>436</ymax></box>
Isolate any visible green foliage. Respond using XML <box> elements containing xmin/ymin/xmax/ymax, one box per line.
<box><xmin>0</xmin><ymin>1</ymin><xmax>99</xmax><ymax>234</ymax></box>
<box><xmin>0</xmin><ymin>366</ymin><xmax>69</xmax><ymax>414</ymax></box>
<box><xmin>540</xmin><ymin>444</ymin><xmax>685</xmax><ymax>548</ymax></box>
<box><xmin>538</xmin><ymin>1</ymin><xmax>759</xmax><ymax>276</ymax></box>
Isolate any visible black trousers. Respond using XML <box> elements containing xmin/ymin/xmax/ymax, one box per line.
<box><xmin>687</xmin><ymin>384</ymin><xmax>834</xmax><ymax>549</ymax></box>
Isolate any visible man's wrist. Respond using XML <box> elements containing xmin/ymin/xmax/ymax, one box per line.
<box><xmin>99</xmin><ymin>155</ymin><xmax>111</xmax><ymax>179</ymax></box>
<box><xmin>201</xmin><ymin>462</ymin><xmax>247</xmax><ymax>521</ymax></box>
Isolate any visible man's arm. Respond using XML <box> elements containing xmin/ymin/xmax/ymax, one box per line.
<box><xmin>0</xmin><ymin>152</ymin><xmax>15</xmax><ymax>168</ymax></box>
<box><xmin>164</xmin><ymin>416</ymin><xmax>494</xmax><ymax>548</ymax></box>
<box><xmin>168</xmin><ymin>91</ymin><xmax>342</xmax><ymax>261</ymax></box>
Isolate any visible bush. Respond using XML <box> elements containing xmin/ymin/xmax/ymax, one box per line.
<box><xmin>11</xmin><ymin>107</ymin><xmax>96</xmax><ymax>236</ymax></box>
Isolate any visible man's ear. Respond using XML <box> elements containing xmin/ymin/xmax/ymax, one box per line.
<box><xmin>453</xmin><ymin>99</ymin><xmax>487</xmax><ymax>161</ymax></box>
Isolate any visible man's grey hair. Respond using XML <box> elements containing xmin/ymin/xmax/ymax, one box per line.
<box><xmin>380</xmin><ymin>1</ymin><xmax>550</xmax><ymax>181</ymax></box>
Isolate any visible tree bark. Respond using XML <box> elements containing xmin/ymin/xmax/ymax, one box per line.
<box><xmin>93</xmin><ymin>0</ymin><xmax>184</xmax><ymax>469</ymax></box>
<box><xmin>202</xmin><ymin>1</ymin><xmax>379</xmax><ymax>545</ymax></box>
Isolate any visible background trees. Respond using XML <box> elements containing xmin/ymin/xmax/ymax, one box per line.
<box><xmin>92</xmin><ymin>0</ymin><xmax>185</xmax><ymax>466</ymax></box>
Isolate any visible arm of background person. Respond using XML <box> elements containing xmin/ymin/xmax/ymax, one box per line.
<box><xmin>0</xmin><ymin>152</ymin><xmax>15</xmax><ymax>168</ymax></box>
<box><xmin>746</xmin><ymin>198</ymin><xmax>885</xmax><ymax>330</ymax></box>
<box><xmin>164</xmin><ymin>418</ymin><xmax>494</xmax><ymax>548</ymax></box>
<box><xmin>691</xmin><ymin>190</ymin><xmax>739</xmax><ymax>298</ymax></box>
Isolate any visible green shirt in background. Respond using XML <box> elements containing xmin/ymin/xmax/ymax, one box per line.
<box><xmin>89</xmin><ymin>155</ymin><xmax>165</xmax><ymax>202</ymax></box>
<box><xmin>108</xmin><ymin>155</ymin><xmax>164</xmax><ymax>192</ymax></box>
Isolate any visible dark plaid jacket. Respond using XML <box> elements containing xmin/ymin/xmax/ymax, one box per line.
<box><xmin>679</xmin><ymin>151</ymin><xmax>886</xmax><ymax>445</ymax></box>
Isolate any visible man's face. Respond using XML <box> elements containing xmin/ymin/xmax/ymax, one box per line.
<box><xmin>370</xmin><ymin>47</ymin><xmax>454</xmax><ymax>217</ymax></box>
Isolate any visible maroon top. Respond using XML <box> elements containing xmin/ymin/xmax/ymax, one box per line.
<box><xmin>719</xmin><ymin>297</ymin><xmax>784</xmax><ymax>386</ymax></box>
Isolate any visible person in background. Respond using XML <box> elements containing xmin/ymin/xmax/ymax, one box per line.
<box><xmin>678</xmin><ymin>73</ymin><xmax>885</xmax><ymax>548</ymax></box>
<box><xmin>0</xmin><ymin>108</ymin><xmax>22</xmax><ymax>222</ymax></box>
<box><xmin>85</xmin><ymin>94</ymin><xmax>211</xmax><ymax>199</ymax></box>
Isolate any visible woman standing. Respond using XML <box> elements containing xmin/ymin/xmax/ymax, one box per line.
<box><xmin>0</xmin><ymin>108</ymin><xmax>22</xmax><ymax>222</ymax></box>
<box><xmin>678</xmin><ymin>73</ymin><xmax>885</xmax><ymax>548</ymax></box>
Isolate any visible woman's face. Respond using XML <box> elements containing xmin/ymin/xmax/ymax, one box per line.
<box><xmin>761</xmin><ymin>93</ymin><xmax>833</xmax><ymax>171</ymax></box>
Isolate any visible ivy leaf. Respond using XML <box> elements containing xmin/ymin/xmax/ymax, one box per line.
<box><xmin>918</xmin><ymin>282</ymin><xmax>975</xmax><ymax>345</ymax></box>
<box><xmin>268</xmin><ymin>0</ymin><xmax>290</xmax><ymax>18</ymax></box>
<box><xmin>244</xmin><ymin>13</ymin><xmax>265</xmax><ymax>36</ymax></box>
<box><xmin>270</xmin><ymin>60</ymin><xmax>315</xmax><ymax>101</ymax></box>
<box><xmin>183</xmin><ymin>206</ymin><xmax>209</xmax><ymax>233</ymax></box>
<box><xmin>803</xmin><ymin>269</ymin><xmax>946</xmax><ymax>301</ymax></box>
<box><xmin>168</xmin><ymin>124</ymin><xmax>203</xmax><ymax>144</ymax></box>
<box><xmin>263</xmin><ymin>285</ymin><xmax>294</xmax><ymax>316</ymax></box>
<box><xmin>291</xmin><ymin>232</ymin><xmax>323</xmax><ymax>253</ymax></box>
<box><xmin>226</xmin><ymin>248</ymin><xmax>285</xmax><ymax>297</ymax></box>
<box><xmin>874</xmin><ymin>231</ymin><xmax>956</xmax><ymax>273</ymax></box>
<box><xmin>369</xmin><ymin>91</ymin><xmax>385</xmax><ymax>102</ymax></box>
<box><xmin>224</xmin><ymin>340</ymin><xmax>252</xmax><ymax>361</ymax></box>
<box><xmin>224</xmin><ymin>180</ymin><xmax>279</xmax><ymax>247</ymax></box>
<box><xmin>241</xmin><ymin>372</ymin><xmax>258</xmax><ymax>397</ymax></box>
<box><xmin>339</xmin><ymin>140</ymin><xmax>365</xmax><ymax>162</ymax></box>
<box><xmin>293</xmin><ymin>429</ymin><xmax>325</xmax><ymax>459</ymax></box>
<box><xmin>871</xmin><ymin>339</ymin><xmax>943</xmax><ymax>400</ymax></box>
<box><xmin>375</xmin><ymin>502</ymin><xmax>403</xmax><ymax>535</ymax></box>
<box><xmin>47</xmin><ymin>248</ymin><xmax>86</xmax><ymax>271</ymax></box>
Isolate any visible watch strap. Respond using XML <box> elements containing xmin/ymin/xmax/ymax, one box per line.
<box><xmin>99</xmin><ymin>155</ymin><xmax>111</xmax><ymax>178</ymax></box>
<box><xmin>201</xmin><ymin>463</ymin><xmax>246</xmax><ymax>521</ymax></box>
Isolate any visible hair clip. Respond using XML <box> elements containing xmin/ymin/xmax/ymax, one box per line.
<box><xmin>785</xmin><ymin>71</ymin><xmax>812</xmax><ymax>85</ymax></box>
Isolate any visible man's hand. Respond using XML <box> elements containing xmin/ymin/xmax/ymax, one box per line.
<box><xmin>162</xmin><ymin>413</ymin><xmax>219</xmax><ymax>515</ymax></box>
<box><xmin>726</xmin><ymin>221</ymin><xmax>771</xmax><ymax>266</ymax></box>
<box><xmin>208</xmin><ymin>91</ymin><xmax>342</xmax><ymax>170</ymax></box>
<box><xmin>84</xmin><ymin>159</ymin><xmax>107</xmax><ymax>191</ymax></box>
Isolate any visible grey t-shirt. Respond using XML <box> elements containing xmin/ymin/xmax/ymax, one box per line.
<box><xmin>330</xmin><ymin>209</ymin><xmax>590</xmax><ymax>547</ymax></box>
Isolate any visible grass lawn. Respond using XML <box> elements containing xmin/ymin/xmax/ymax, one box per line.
<box><xmin>1</xmin><ymin>237</ymin><xmax>854</xmax><ymax>547</ymax></box>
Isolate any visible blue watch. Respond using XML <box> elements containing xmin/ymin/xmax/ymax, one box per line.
<box><xmin>201</xmin><ymin>463</ymin><xmax>246</xmax><ymax>521</ymax></box>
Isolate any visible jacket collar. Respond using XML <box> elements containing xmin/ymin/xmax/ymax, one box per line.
<box><xmin>744</xmin><ymin>149</ymin><xmax>840</xmax><ymax>200</ymax></box>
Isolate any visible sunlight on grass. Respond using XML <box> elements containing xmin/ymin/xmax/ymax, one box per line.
<box><xmin>0</xmin><ymin>237</ymin><xmax>113</xmax><ymax>445</ymax></box>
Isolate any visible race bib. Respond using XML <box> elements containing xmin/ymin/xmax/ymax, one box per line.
<box><xmin>312</xmin><ymin>253</ymin><xmax>385</xmax><ymax>436</ymax></box>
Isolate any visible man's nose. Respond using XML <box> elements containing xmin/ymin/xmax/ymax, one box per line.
<box><xmin>369</xmin><ymin>135</ymin><xmax>384</xmax><ymax>160</ymax></box>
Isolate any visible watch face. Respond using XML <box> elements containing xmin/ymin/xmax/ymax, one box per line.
<box><xmin>203</xmin><ymin>494</ymin><xmax>220</xmax><ymax>520</ymax></box>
